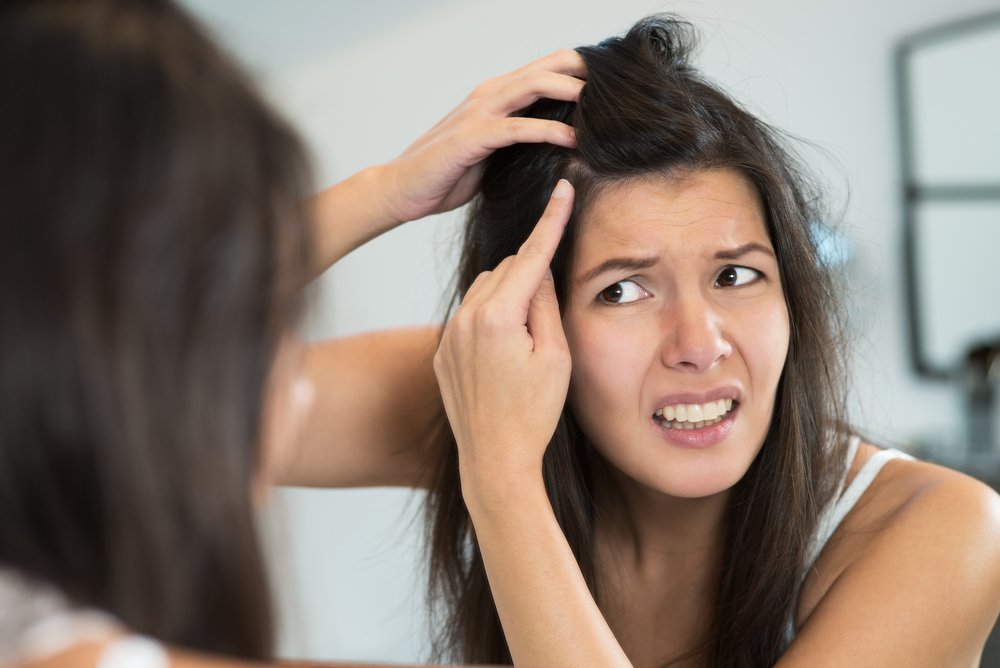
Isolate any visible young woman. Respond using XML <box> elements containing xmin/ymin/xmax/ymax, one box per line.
<box><xmin>428</xmin><ymin>16</ymin><xmax>1000</xmax><ymax>667</ymax></box>
<box><xmin>0</xmin><ymin>0</ymin><xmax>581</xmax><ymax>665</ymax></box>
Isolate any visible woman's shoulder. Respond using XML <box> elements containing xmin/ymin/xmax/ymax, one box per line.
<box><xmin>847</xmin><ymin>440</ymin><xmax>1000</xmax><ymax>537</ymax></box>
<box><xmin>791</xmin><ymin>440</ymin><xmax>1000</xmax><ymax>664</ymax></box>
<box><xmin>819</xmin><ymin>439</ymin><xmax>1000</xmax><ymax>582</ymax></box>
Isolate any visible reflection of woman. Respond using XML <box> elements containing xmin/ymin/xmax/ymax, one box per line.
<box><xmin>431</xmin><ymin>16</ymin><xmax>1000</xmax><ymax>667</ymax></box>
<box><xmin>0</xmin><ymin>0</ymin><xmax>580</xmax><ymax>665</ymax></box>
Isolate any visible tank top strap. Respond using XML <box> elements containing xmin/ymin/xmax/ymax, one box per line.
<box><xmin>784</xmin><ymin>437</ymin><xmax>916</xmax><ymax>648</ymax></box>
<box><xmin>804</xmin><ymin>440</ymin><xmax>915</xmax><ymax>572</ymax></box>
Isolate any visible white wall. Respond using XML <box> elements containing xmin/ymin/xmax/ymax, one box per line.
<box><xmin>182</xmin><ymin>0</ymin><xmax>1000</xmax><ymax>662</ymax></box>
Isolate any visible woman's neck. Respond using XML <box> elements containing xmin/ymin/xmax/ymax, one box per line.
<box><xmin>592</xmin><ymin>457</ymin><xmax>729</xmax><ymax>573</ymax></box>
<box><xmin>591</xmin><ymin>457</ymin><xmax>729</xmax><ymax>666</ymax></box>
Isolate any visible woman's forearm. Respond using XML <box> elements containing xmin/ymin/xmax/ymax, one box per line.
<box><xmin>308</xmin><ymin>164</ymin><xmax>399</xmax><ymax>278</ymax></box>
<box><xmin>464</xmin><ymin>473</ymin><xmax>631</xmax><ymax>668</ymax></box>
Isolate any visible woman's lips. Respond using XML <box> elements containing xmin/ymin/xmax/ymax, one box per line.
<box><xmin>655</xmin><ymin>398</ymin><xmax>735</xmax><ymax>425</ymax></box>
<box><xmin>651</xmin><ymin>401</ymin><xmax>739</xmax><ymax>448</ymax></box>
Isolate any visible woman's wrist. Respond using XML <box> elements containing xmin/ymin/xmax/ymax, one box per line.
<box><xmin>459</xmin><ymin>454</ymin><xmax>548</xmax><ymax>519</ymax></box>
<box><xmin>308</xmin><ymin>163</ymin><xmax>403</xmax><ymax>276</ymax></box>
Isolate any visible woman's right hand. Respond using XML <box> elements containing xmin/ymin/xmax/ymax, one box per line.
<box><xmin>432</xmin><ymin>181</ymin><xmax>633</xmax><ymax>667</ymax></box>
<box><xmin>433</xmin><ymin>180</ymin><xmax>574</xmax><ymax>504</ymax></box>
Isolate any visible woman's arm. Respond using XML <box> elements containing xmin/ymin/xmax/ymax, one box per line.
<box><xmin>778</xmin><ymin>460</ymin><xmax>1000</xmax><ymax>667</ymax></box>
<box><xmin>433</xmin><ymin>181</ymin><xmax>631</xmax><ymax>666</ymax></box>
<box><xmin>271</xmin><ymin>326</ymin><xmax>443</xmax><ymax>488</ymax></box>
<box><xmin>272</xmin><ymin>51</ymin><xmax>585</xmax><ymax>490</ymax></box>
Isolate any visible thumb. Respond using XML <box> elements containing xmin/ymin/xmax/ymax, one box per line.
<box><xmin>526</xmin><ymin>269</ymin><xmax>567</xmax><ymax>352</ymax></box>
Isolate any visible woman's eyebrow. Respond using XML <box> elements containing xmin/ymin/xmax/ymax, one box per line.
<box><xmin>714</xmin><ymin>242</ymin><xmax>775</xmax><ymax>260</ymax></box>
<box><xmin>576</xmin><ymin>255</ymin><xmax>659</xmax><ymax>286</ymax></box>
<box><xmin>575</xmin><ymin>243</ymin><xmax>774</xmax><ymax>286</ymax></box>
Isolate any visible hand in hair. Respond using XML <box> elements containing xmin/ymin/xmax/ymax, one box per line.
<box><xmin>382</xmin><ymin>49</ymin><xmax>584</xmax><ymax>222</ymax></box>
<box><xmin>308</xmin><ymin>50</ymin><xmax>584</xmax><ymax>274</ymax></box>
<box><xmin>434</xmin><ymin>179</ymin><xmax>574</xmax><ymax>502</ymax></box>
<box><xmin>433</xmin><ymin>181</ymin><xmax>632</xmax><ymax>666</ymax></box>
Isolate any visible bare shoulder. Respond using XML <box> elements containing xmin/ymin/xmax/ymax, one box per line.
<box><xmin>785</xmin><ymin>442</ymin><xmax>1000</xmax><ymax>667</ymax></box>
<box><xmin>812</xmin><ymin>441</ymin><xmax>1000</xmax><ymax>569</ymax></box>
<box><xmin>850</xmin><ymin>442</ymin><xmax>1000</xmax><ymax>551</ymax></box>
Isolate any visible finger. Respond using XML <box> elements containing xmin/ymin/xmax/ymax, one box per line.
<box><xmin>526</xmin><ymin>270</ymin><xmax>567</xmax><ymax>352</ymax></box>
<box><xmin>486</xmin><ymin>71</ymin><xmax>585</xmax><ymax>115</ymax></box>
<box><xmin>459</xmin><ymin>269</ymin><xmax>495</xmax><ymax>309</ymax></box>
<box><xmin>506</xmin><ymin>48</ymin><xmax>587</xmax><ymax>82</ymax></box>
<box><xmin>492</xmin><ymin>179</ymin><xmax>574</xmax><ymax>306</ymax></box>
<box><xmin>478</xmin><ymin>117</ymin><xmax>577</xmax><ymax>151</ymax></box>
<box><xmin>469</xmin><ymin>49</ymin><xmax>586</xmax><ymax>100</ymax></box>
<box><xmin>459</xmin><ymin>255</ymin><xmax>515</xmax><ymax>308</ymax></box>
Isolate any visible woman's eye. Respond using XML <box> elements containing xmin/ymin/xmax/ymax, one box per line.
<box><xmin>598</xmin><ymin>279</ymin><xmax>649</xmax><ymax>304</ymax></box>
<box><xmin>715</xmin><ymin>265</ymin><xmax>761</xmax><ymax>288</ymax></box>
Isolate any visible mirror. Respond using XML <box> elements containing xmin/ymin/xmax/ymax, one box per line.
<box><xmin>896</xmin><ymin>11</ymin><xmax>1000</xmax><ymax>454</ymax></box>
<box><xmin>169</xmin><ymin>2</ymin><xmax>1000</xmax><ymax>663</ymax></box>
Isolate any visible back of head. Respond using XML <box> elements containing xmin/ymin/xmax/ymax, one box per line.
<box><xmin>0</xmin><ymin>0</ymin><xmax>311</xmax><ymax>658</ymax></box>
<box><xmin>433</xmin><ymin>15</ymin><xmax>848</xmax><ymax>666</ymax></box>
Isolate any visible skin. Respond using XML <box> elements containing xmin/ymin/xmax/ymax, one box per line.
<box><xmin>433</xmin><ymin>173</ymin><xmax>1000</xmax><ymax>667</ymax></box>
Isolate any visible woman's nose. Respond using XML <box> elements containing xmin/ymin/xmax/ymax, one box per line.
<box><xmin>659</xmin><ymin>295</ymin><xmax>732</xmax><ymax>371</ymax></box>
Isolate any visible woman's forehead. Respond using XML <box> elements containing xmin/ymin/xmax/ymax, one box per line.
<box><xmin>572</xmin><ymin>171</ymin><xmax>767</xmax><ymax>250</ymax></box>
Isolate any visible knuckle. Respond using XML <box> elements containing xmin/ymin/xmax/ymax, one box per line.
<box><xmin>450</xmin><ymin>306</ymin><xmax>475</xmax><ymax>333</ymax></box>
<box><xmin>555</xmin><ymin>47</ymin><xmax>578</xmax><ymax>62</ymax></box>
<box><xmin>472</xmin><ymin>76</ymin><xmax>500</xmax><ymax>98</ymax></box>
<box><xmin>466</xmin><ymin>269</ymin><xmax>493</xmax><ymax>293</ymax></box>
<box><xmin>477</xmin><ymin>302</ymin><xmax>509</xmax><ymax>331</ymax></box>
<box><xmin>487</xmin><ymin>257</ymin><xmax>512</xmax><ymax>278</ymax></box>
<box><xmin>504</xmin><ymin>116</ymin><xmax>531</xmax><ymax>135</ymax></box>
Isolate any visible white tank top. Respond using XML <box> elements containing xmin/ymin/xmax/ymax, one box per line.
<box><xmin>783</xmin><ymin>436</ymin><xmax>915</xmax><ymax>645</ymax></box>
<box><xmin>0</xmin><ymin>568</ymin><xmax>169</xmax><ymax>668</ymax></box>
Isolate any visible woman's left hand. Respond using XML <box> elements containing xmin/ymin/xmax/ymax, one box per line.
<box><xmin>377</xmin><ymin>48</ymin><xmax>585</xmax><ymax>224</ymax></box>
<box><xmin>310</xmin><ymin>49</ymin><xmax>584</xmax><ymax>275</ymax></box>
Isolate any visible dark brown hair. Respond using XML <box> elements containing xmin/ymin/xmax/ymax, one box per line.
<box><xmin>426</xmin><ymin>16</ymin><xmax>850</xmax><ymax>667</ymax></box>
<box><xmin>0</xmin><ymin>0</ymin><xmax>311</xmax><ymax>659</ymax></box>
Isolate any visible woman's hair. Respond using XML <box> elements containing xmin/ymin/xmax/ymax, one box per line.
<box><xmin>0</xmin><ymin>0</ymin><xmax>311</xmax><ymax>659</ymax></box>
<box><xmin>426</xmin><ymin>15</ymin><xmax>850</xmax><ymax>667</ymax></box>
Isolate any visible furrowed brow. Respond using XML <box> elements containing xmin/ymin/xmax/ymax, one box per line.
<box><xmin>713</xmin><ymin>242</ymin><xmax>775</xmax><ymax>261</ymax></box>
<box><xmin>577</xmin><ymin>256</ymin><xmax>659</xmax><ymax>286</ymax></box>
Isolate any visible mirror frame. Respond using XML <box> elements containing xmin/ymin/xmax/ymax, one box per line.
<box><xmin>894</xmin><ymin>10</ymin><xmax>1000</xmax><ymax>380</ymax></box>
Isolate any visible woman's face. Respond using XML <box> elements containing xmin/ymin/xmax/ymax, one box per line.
<box><xmin>562</xmin><ymin>169</ymin><xmax>790</xmax><ymax>499</ymax></box>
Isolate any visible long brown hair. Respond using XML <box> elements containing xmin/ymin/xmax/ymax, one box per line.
<box><xmin>0</xmin><ymin>0</ymin><xmax>311</xmax><ymax>658</ymax></box>
<box><xmin>426</xmin><ymin>16</ymin><xmax>850</xmax><ymax>666</ymax></box>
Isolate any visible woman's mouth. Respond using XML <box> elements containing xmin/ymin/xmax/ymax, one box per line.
<box><xmin>653</xmin><ymin>398</ymin><xmax>736</xmax><ymax>430</ymax></box>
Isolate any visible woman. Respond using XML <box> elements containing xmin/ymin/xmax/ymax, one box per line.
<box><xmin>0</xmin><ymin>0</ymin><xmax>582</xmax><ymax>665</ymax></box>
<box><xmin>430</xmin><ymin>15</ymin><xmax>1000</xmax><ymax>667</ymax></box>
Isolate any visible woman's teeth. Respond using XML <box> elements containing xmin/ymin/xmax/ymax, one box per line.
<box><xmin>654</xmin><ymin>398</ymin><xmax>734</xmax><ymax>430</ymax></box>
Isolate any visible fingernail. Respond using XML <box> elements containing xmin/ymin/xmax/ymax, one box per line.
<box><xmin>544</xmin><ymin>268</ymin><xmax>554</xmax><ymax>281</ymax></box>
<box><xmin>552</xmin><ymin>179</ymin><xmax>571</xmax><ymax>199</ymax></box>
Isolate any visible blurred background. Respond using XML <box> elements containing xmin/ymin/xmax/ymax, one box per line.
<box><xmin>180</xmin><ymin>1</ymin><xmax>1000</xmax><ymax>663</ymax></box>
